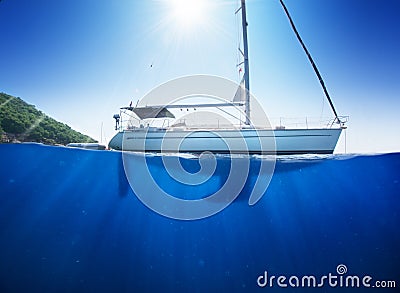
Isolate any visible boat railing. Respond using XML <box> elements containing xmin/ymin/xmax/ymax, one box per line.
<box><xmin>269</xmin><ymin>116</ymin><xmax>349</xmax><ymax>130</ymax></box>
<box><xmin>115</xmin><ymin>106</ymin><xmax>349</xmax><ymax>131</ymax></box>
<box><xmin>333</xmin><ymin>116</ymin><xmax>349</xmax><ymax>128</ymax></box>
<box><xmin>119</xmin><ymin>116</ymin><xmax>350</xmax><ymax>131</ymax></box>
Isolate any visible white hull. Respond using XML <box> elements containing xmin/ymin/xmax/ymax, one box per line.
<box><xmin>108</xmin><ymin>128</ymin><xmax>342</xmax><ymax>155</ymax></box>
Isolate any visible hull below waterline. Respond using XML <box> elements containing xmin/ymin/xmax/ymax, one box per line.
<box><xmin>108</xmin><ymin>128</ymin><xmax>342</xmax><ymax>155</ymax></box>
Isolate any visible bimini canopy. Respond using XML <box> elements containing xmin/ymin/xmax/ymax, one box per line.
<box><xmin>121</xmin><ymin>106</ymin><xmax>175</xmax><ymax>119</ymax></box>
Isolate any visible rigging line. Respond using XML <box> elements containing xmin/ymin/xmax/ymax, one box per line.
<box><xmin>216</xmin><ymin>106</ymin><xmax>245</xmax><ymax>124</ymax></box>
<box><xmin>235</xmin><ymin>1</ymin><xmax>243</xmax><ymax>82</ymax></box>
<box><xmin>278</xmin><ymin>0</ymin><xmax>341</xmax><ymax>123</ymax></box>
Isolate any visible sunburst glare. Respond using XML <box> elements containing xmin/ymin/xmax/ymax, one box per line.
<box><xmin>169</xmin><ymin>0</ymin><xmax>209</xmax><ymax>29</ymax></box>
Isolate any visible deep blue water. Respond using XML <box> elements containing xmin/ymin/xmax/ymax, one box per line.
<box><xmin>0</xmin><ymin>143</ymin><xmax>399</xmax><ymax>292</ymax></box>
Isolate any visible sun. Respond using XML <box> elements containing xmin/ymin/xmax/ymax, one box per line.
<box><xmin>169</xmin><ymin>0</ymin><xmax>208</xmax><ymax>28</ymax></box>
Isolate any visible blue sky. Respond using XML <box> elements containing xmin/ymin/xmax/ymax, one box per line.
<box><xmin>1</xmin><ymin>0</ymin><xmax>399</xmax><ymax>153</ymax></box>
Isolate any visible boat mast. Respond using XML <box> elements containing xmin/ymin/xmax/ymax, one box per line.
<box><xmin>241</xmin><ymin>0</ymin><xmax>251</xmax><ymax>125</ymax></box>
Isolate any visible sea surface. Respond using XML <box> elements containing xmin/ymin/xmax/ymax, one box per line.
<box><xmin>0</xmin><ymin>143</ymin><xmax>399</xmax><ymax>292</ymax></box>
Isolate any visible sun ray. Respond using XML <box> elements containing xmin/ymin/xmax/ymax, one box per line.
<box><xmin>169</xmin><ymin>0</ymin><xmax>208</xmax><ymax>28</ymax></box>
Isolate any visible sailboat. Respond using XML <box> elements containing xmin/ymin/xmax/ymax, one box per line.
<box><xmin>108</xmin><ymin>0</ymin><xmax>347</xmax><ymax>155</ymax></box>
